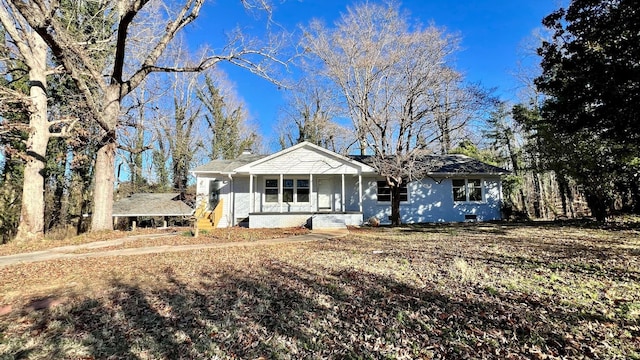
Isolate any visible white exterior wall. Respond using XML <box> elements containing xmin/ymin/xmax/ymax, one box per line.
<box><xmin>247</xmin><ymin>147</ymin><xmax>361</xmax><ymax>175</ymax></box>
<box><xmin>362</xmin><ymin>177</ymin><xmax>503</xmax><ymax>224</ymax></box>
<box><xmin>232</xmin><ymin>176</ymin><xmax>251</xmax><ymax>223</ymax></box>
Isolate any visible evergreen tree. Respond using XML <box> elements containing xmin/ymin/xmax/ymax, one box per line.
<box><xmin>535</xmin><ymin>0</ymin><xmax>640</xmax><ymax>219</ymax></box>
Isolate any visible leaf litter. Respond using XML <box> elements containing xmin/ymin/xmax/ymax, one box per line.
<box><xmin>0</xmin><ymin>223</ymin><xmax>638</xmax><ymax>359</ymax></box>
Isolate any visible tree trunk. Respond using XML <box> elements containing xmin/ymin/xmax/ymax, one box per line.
<box><xmin>585</xmin><ymin>189</ymin><xmax>608</xmax><ymax>222</ymax></box>
<box><xmin>91</xmin><ymin>140</ymin><xmax>116</xmax><ymax>231</ymax></box>
<box><xmin>91</xmin><ymin>93</ymin><xmax>119</xmax><ymax>232</ymax></box>
<box><xmin>16</xmin><ymin>34</ymin><xmax>48</xmax><ymax>240</ymax></box>
<box><xmin>532</xmin><ymin>172</ymin><xmax>543</xmax><ymax>218</ymax></box>
<box><xmin>391</xmin><ymin>184</ymin><xmax>402</xmax><ymax>226</ymax></box>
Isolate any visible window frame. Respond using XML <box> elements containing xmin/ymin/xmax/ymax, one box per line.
<box><xmin>452</xmin><ymin>178</ymin><xmax>484</xmax><ymax>203</ymax></box>
<box><xmin>296</xmin><ymin>179</ymin><xmax>310</xmax><ymax>203</ymax></box>
<box><xmin>265</xmin><ymin>177</ymin><xmax>310</xmax><ymax>204</ymax></box>
<box><xmin>376</xmin><ymin>180</ymin><xmax>408</xmax><ymax>203</ymax></box>
<box><xmin>265</xmin><ymin>179</ymin><xmax>279</xmax><ymax>203</ymax></box>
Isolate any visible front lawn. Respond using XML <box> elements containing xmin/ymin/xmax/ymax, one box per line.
<box><xmin>0</xmin><ymin>223</ymin><xmax>638</xmax><ymax>359</ymax></box>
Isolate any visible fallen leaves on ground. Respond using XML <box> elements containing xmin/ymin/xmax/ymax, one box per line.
<box><xmin>0</xmin><ymin>223</ymin><xmax>638</xmax><ymax>359</ymax></box>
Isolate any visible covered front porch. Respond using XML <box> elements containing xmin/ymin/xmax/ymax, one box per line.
<box><xmin>244</xmin><ymin>173</ymin><xmax>366</xmax><ymax>229</ymax></box>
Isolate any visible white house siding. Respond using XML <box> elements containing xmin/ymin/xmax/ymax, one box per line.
<box><xmin>232</xmin><ymin>176</ymin><xmax>251</xmax><ymax>223</ymax></box>
<box><xmin>362</xmin><ymin>177</ymin><xmax>503</xmax><ymax>224</ymax></box>
<box><xmin>248</xmin><ymin>147</ymin><xmax>361</xmax><ymax>175</ymax></box>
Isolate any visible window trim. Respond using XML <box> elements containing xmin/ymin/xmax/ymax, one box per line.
<box><xmin>265</xmin><ymin>177</ymin><xmax>310</xmax><ymax>204</ymax></box>
<box><xmin>376</xmin><ymin>180</ymin><xmax>408</xmax><ymax>203</ymax></box>
<box><xmin>452</xmin><ymin>178</ymin><xmax>484</xmax><ymax>203</ymax></box>
<box><xmin>265</xmin><ymin>178</ymin><xmax>279</xmax><ymax>203</ymax></box>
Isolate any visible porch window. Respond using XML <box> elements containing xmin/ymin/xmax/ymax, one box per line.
<box><xmin>376</xmin><ymin>181</ymin><xmax>408</xmax><ymax>203</ymax></box>
<box><xmin>452</xmin><ymin>179</ymin><xmax>483</xmax><ymax>202</ymax></box>
<box><xmin>297</xmin><ymin>179</ymin><xmax>310</xmax><ymax>202</ymax></box>
<box><xmin>283</xmin><ymin>179</ymin><xmax>294</xmax><ymax>202</ymax></box>
<box><xmin>265</xmin><ymin>179</ymin><xmax>278</xmax><ymax>203</ymax></box>
<box><xmin>281</xmin><ymin>178</ymin><xmax>310</xmax><ymax>203</ymax></box>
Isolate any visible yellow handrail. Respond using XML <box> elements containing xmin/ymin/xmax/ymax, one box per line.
<box><xmin>210</xmin><ymin>199</ymin><xmax>224</xmax><ymax>228</ymax></box>
<box><xmin>194</xmin><ymin>198</ymin><xmax>207</xmax><ymax>219</ymax></box>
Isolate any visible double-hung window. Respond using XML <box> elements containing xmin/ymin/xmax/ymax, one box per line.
<box><xmin>265</xmin><ymin>178</ymin><xmax>310</xmax><ymax>203</ymax></box>
<box><xmin>452</xmin><ymin>179</ymin><xmax>483</xmax><ymax>202</ymax></box>
<box><xmin>296</xmin><ymin>179</ymin><xmax>310</xmax><ymax>202</ymax></box>
<box><xmin>376</xmin><ymin>181</ymin><xmax>408</xmax><ymax>203</ymax></box>
<box><xmin>265</xmin><ymin>179</ymin><xmax>279</xmax><ymax>203</ymax></box>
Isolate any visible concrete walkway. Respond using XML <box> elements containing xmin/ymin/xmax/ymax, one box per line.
<box><xmin>0</xmin><ymin>229</ymin><xmax>349</xmax><ymax>268</ymax></box>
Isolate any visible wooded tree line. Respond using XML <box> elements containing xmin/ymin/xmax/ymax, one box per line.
<box><xmin>0</xmin><ymin>0</ymin><xmax>273</xmax><ymax>241</ymax></box>
<box><xmin>1</xmin><ymin>0</ymin><xmax>637</xmax><ymax>241</ymax></box>
<box><xmin>276</xmin><ymin>0</ymin><xmax>638</xmax><ymax>224</ymax></box>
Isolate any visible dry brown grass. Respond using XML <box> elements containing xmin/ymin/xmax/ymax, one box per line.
<box><xmin>0</xmin><ymin>227</ymin><xmax>309</xmax><ymax>256</ymax></box>
<box><xmin>0</xmin><ymin>223</ymin><xmax>638</xmax><ymax>359</ymax></box>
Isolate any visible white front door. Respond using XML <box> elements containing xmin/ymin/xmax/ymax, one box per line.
<box><xmin>317</xmin><ymin>178</ymin><xmax>332</xmax><ymax>211</ymax></box>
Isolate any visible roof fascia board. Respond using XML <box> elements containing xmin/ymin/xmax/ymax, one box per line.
<box><xmin>235</xmin><ymin>141</ymin><xmax>376</xmax><ymax>173</ymax></box>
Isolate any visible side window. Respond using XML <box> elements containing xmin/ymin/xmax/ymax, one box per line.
<box><xmin>265</xmin><ymin>179</ymin><xmax>278</xmax><ymax>203</ymax></box>
<box><xmin>377</xmin><ymin>181</ymin><xmax>391</xmax><ymax>202</ymax></box>
<box><xmin>468</xmin><ymin>179</ymin><xmax>482</xmax><ymax>201</ymax></box>
<box><xmin>377</xmin><ymin>181</ymin><xmax>408</xmax><ymax>202</ymax></box>
<box><xmin>399</xmin><ymin>184</ymin><xmax>408</xmax><ymax>202</ymax></box>
<box><xmin>452</xmin><ymin>179</ymin><xmax>467</xmax><ymax>202</ymax></box>
<box><xmin>452</xmin><ymin>179</ymin><xmax>483</xmax><ymax>202</ymax></box>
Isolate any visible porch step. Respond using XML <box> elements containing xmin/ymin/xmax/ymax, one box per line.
<box><xmin>197</xmin><ymin>214</ymin><xmax>215</xmax><ymax>231</ymax></box>
<box><xmin>310</xmin><ymin>214</ymin><xmax>348</xmax><ymax>229</ymax></box>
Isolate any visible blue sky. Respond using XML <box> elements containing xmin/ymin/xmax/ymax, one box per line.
<box><xmin>185</xmin><ymin>0</ymin><xmax>558</xmax><ymax>149</ymax></box>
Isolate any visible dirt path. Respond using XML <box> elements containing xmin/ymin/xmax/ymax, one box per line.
<box><xmin>0</xmin><ymin>229</ymin><xmax>348</xmax><ymax>268</ymax></box>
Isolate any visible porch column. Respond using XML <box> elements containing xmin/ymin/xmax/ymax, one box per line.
<box><xmin>279</xmin><ymin>174</ymin><xmax>283</xmax><ymax>213</ymax></box>
<box><xmin>341</xmin><ymin>173</ymin><xmax>345</xmax><ymax>212</ymax></box>
<box><xmin>309</xmin><ymin>173</ymin><xmax>313</xmax><ymax>212</ymax></box>
<box><xmin>228</xmin><ymin>174</ymin><xmax>234</xmax><ymax>227</ymax></box>
<box><xmin>358</xmin><ymin>174</ymin><xmax>363</xmax><ymax>213</ymax></box>
<box><xmin>249</xmin><ymin>174</ymin><xmax>254</xmax><ymax>213</ymax></box>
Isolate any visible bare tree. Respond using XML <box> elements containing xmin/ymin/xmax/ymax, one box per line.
<box><xmin>0</xmin><ymin>1</ymin><xmax>76</xmax><ymax>238</ymax></box>
<box><xmin>304</xmin><ymin>2</ymin><xmax>489</xmax><ymax>225</ymax></box>
<box><xmin>8</xmin><ymin>0</ymin><xmax>284</xmax><ymax>231</ymax></box>
<box><xmin>158</xmin><ymin>71</ymin><xmax>205</xmax><ymax>195</ymax></box>
<box><xmin>276</xmin><ymin>78</ymin><xmax>352</xmax><ymax>153</ymax></box>
<box><xmin>117</xmin><ymin>80</ymin><xmax>158</xmax><ymax>194</ymax></box>
<box><xmin>196</xmin><ymin>70</ymin><xmax>258</xmax><ymax>160</ymax></box>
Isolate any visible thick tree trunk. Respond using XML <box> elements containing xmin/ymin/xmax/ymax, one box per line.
<box><xmin>16</xmin><ymin>35</ymin><xmax>48</xmax><ymax>240</ymax></box>
<box><xmin>91</xmin><ymin>140</ymin><xmax>116</xmax><ymax>231</ymax></box>
<box><xmin>91</xmin><ymin>93</ymin><xmax>120</xmax><ymax>232</ymax></box>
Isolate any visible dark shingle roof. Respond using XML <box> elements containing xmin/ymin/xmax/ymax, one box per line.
<box><xmin>191</xmin><ymin>153</ymin><xmax>267</xmax><ymax>174</ymax></box>
<box><xmin>349</xmin><ymin>154</ymin><xmax>509</xmax><ymax>175</ymax></box>
<box><xmin>112</xmin><ymin>193</ymin><xmax>194</xmax><ymax>217</ymax></box>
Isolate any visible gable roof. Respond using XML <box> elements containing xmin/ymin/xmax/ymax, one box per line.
<box><xmin>192</xmin><ymin>142</ymin><xmax>377</xmax><ymax>175</ymax></box>
<box><xmin>235</xmin><ymin>141</ymin><xmax>376</xmax><ymax>175</ymax></box>
<box><xmin>191</xmin><ymin>153</ymin><xmax>266</xmax><ymax>175</ymax></box>
<box><xmin>112</xmin><ymin>193</ymin><xmax>194</xmax><ymax>217</ymax></box>
<box><xmin>350</xmin><ymin>154</ymin><xmax>510</xmax><ymax>176</ymax></box>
